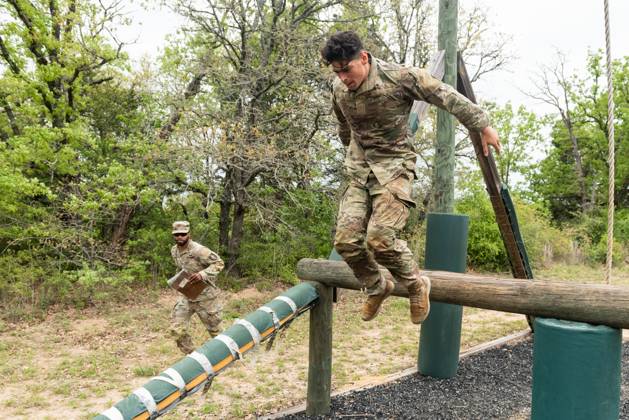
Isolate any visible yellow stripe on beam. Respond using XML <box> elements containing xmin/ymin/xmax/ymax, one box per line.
<box><xmin>132</xmin><ymin>313</ymin><xmax>298</xmax><ymax>420</ymax></box>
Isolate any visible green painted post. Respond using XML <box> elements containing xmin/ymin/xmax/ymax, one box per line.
<box><xmin>418</xmin><ymin>213</ymin><xmax>468</xmax><ymax>378</ymax></box>
<box><xmin>418</xmin><ymin>0</ymin><xmax>462</xmax><ymax>380</ymax></box>
<box><xmin>433</xmin><ymin>0</ymin><xmax>458</xmax><ymax>213</ymax></box>
<box><xmin>531</xmin><ymin>318</ymin><xmax>621</xmax><ymax>420</ymax></box>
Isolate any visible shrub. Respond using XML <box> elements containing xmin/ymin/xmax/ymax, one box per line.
<box><xmin>455</xmin><ymin>190</ymin><xmax>574</xmax><ymax>272</ymax></box>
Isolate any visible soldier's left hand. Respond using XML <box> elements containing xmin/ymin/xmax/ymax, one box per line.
<box><xmin>480</xmin><ymin>126</ymin><xmax>501</xmax><ymax>156</ymax></box>
<box><xmin>189</xmin><ymin>272</ymin><xmax>203</xmax><ymax>283</ymax></box>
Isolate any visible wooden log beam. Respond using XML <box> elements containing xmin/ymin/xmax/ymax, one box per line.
<box><xmin>296</xmin><ymin>259</ymin><xmax>629</xmax><ymax>330</ymax></box>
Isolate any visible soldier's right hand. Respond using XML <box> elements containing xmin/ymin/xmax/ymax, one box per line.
<box><xmin>189</xmin><ymin>272</ymin><xmax>203</xmax><ymax>283</ymax></box>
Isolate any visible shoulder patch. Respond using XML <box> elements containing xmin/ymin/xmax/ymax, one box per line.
<box><xmin>376</xmin><ymin>59</ymin><xmax>405</xmax><ymax>86</ymax></box>
<box><xmin>192</xmin><ymin>243</ymin><xmax>211</xmax><ymax>258</ymax></box>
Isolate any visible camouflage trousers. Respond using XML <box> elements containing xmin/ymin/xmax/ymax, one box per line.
<box><xmin>170</xmin><ymin>286</ymin><xmax>222</xmax><ymax>354</ymax></box>
<box><xmin>334</xmin><ymin>171</ymin><xmax>419</xmax><ymax>295</ymax></box>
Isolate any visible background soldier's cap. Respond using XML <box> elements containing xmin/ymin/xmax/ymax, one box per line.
<box><xmin>172</xmin><ymin>221</ymin><xmax>190</xmax><ymax>234</ymax></box>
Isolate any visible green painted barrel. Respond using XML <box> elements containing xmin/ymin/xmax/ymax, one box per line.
<box><xmin>531</xmin><ymin>318</ymin><xmax>621</xmax><ymax>420</ymax></box>
<box><xmin>418</xmin><ymin>213</ymin><xmax>468</xmax><ymax>378</ymax></box>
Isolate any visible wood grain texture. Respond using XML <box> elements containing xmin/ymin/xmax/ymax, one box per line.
<box><xmin>297</xmin><ymin>259</ymin><xmax>629</xmax><ymax>329</ymax></box>
<box><xmin>306</xmin><ymin>281</ymin><xmax>333</xmax><ymax>415</ymax></box>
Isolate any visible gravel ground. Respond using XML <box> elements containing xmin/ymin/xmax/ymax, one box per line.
<box><xmin>277</xmin><ymin>336</ymin><xmax>629</xmax><ymax>419</ymax></box>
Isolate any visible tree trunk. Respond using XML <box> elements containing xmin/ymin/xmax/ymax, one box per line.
<box><xmin>218</xmin><ymin>171</ymin><xmax>233</xmax><ymax>256</ymax></box>
<box><xmin>111</xmin><ymin>203</ymin><xmax>134</xmax><ymax>248</ymax></box>
<box><xmin>564</xmin><ymin>116</ymin><xmax>588</xmax><ymax>212</ymax></box>
<box><xmin>226</xmin><ymin>200</ymin><xmax>246</xmax><ymax>277</ymax></box>
<box><xmin>560</xmin><ymin>87</ymin><xmax>588</xmax><ymax>212</ymax></box>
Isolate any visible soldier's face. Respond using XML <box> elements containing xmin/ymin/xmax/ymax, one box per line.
<box><xmin>173</xmin><ymin>232</ymin><xmax>189</xmax><ymax>246</ymax></box>
<box><xmin>331</xmin><ymin>51</ymin><xmax>370</xmax><ymax>91</ymax></box>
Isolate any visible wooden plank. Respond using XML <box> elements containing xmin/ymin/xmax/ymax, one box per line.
<box><xmin>296</xmin><ymin>259</ymin><xmax>629</xmax><ymax>330</ymax></box>
<box><xmin>456</xmin><ymin>53</ymin><xmax>530</xmax><ymax>279</ymax></box>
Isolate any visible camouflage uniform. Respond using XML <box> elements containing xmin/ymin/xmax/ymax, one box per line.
<box><xmin>332</xmin><ymin>55</ymin><xmax>489</xmax><ymax>295</ymax></box>
<box><xmin>170</xmin><ymin>239</ymin><xmax>225</xmax><ymax>354</ymax></box>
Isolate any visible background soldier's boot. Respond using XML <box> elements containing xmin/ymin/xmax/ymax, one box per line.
<box><xmin>408</xmin><ymin>275</ymin><xmax>431</xmax><ymax>324</ymax></box>
<box><xmin>176</xmin><ymin>334</ymin><xmax>195</xmax><ymax>354</ymax></box>
<box><xmin>202</xmin><ymin>376</ymin><xmax>214</xmax><ymax>394</ymax></box>
<box><xmin>361</xmin><ymin>279</ymin><xmax>394</xmax><ymax>321</ymax></box>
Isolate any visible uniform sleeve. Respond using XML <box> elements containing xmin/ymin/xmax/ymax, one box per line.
<box><xmin>197</xmin><ymin>247</ymin><xmax>225</xmax><ymax>282</ymax></box>
<box><xmin>400</xmin><ymin>67</ymin><xmax>490</xmax><ymax>132</ymax></box>
<box><xmin>171</xmin><ymin>246</ymin><xmax>180</xmax><ymax>269</ymax></box>
<box><xmin>332</xmin><ymin>95</ymin><xmax>351</xmax><ymax>147</ymax></box>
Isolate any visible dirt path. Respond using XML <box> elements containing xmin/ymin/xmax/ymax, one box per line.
<box><xmin>0</xmin><ymin>285</ymin><xmax>531</xmax><ymax>419</ymax></box>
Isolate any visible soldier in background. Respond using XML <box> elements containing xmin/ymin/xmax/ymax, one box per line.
<box><xmin>170</xmin><ymin>221</ymin><xmax>225</xmax><ymax>354</ymax></box>
<box><xmin>321</xmin><ymin>31</ymin><xmax>501</xmax><ymax>324</ymax></box>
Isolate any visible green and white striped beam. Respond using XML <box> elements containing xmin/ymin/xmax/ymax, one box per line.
<box><xmin>95</xmin><ymin>282</ymin><xmax>319</xmax><ymax>420</ymax></box>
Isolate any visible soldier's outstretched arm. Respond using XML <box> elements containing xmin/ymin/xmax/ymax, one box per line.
<box><xmin>401</xmin><ymin>67</ymin><xmax>501</xmax><ymax>155</ymax></box>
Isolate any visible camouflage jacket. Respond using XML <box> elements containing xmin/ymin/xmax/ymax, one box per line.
<box><xmin>171</xmin><ymin>240</ymin><xmax>224</xmax><ymax>286</ymax></box>
<box><xmin>332</xmin><ymin>55</ymin><xmax>490</xmax><ymax>188</ymax></box>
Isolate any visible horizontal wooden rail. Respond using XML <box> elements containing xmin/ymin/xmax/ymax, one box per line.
<box><xmin>296</xmin><ymin>259</ymin><xmax>629</xmax><ymax>330</ymax></box>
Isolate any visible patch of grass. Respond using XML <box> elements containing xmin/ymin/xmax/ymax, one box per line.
<box><xmin>225</xmin><ymin>297</ymin><xmax>261</xmax><ymax>315</ymax></box>
<box><xmin>147</xmin><ymin>342</ymin><xmax>173</xmax><ymax>357</ymax></box>
<box><xmin>26</xmin><ymin>383</ymin><xmax>47</xmax><ymax>394</ymax></box>
<box><xmin>255</xmin><ymin>383</ymin><xmax>281</xmax><ymax>398</ymax></box>
<box><xmin>18</xmin><ymin>365</ymin><xmax>38</xmax><ymax>381</ymax></box>
<box><xmin>229</xmin><ymin>403</ymin><xmax>245</xmax><ymax>417</ymax></box>
<box><xmin>228</xmin><ymin>368</ymin><xmax>247</xmax><ymax>379</ymax></box>
<box><xmin>75</xmin><ymin>391</ymin><xmax>89</xmax><ymax>400</ymax></box>
<box><xmin>52</xmin><ymin>383</ymin><xmax>72</xmax><ymax>396</ymax></box>
<box><xmin>109</xmin><ymin>312</ymin><xmax>133</xmax><ymax>328</ymax></box>
<box><xmin>462</xmin><ymin>317</ymin><xmax>528</xmax><ymax>348</ymax></box>
<box><xmin>227</xmin><ymin>389</ymin><xmax>243</xmax><ymax>399</ymax></box>
<box><xmin>132</xmin><ymin>365</ymin><xmax>160</xmax><ymax>377</ymax></box>
<box><xmin>538</xmin><ymin>264</ymin><xmax>629</xmax><ymax>286</ymax></box>
<box><xmin>21</xmin><ymin>393</ymin><xmax>51</xmax><ymax>409</ymax></box>
<box><xmin>211</xmin><ymin>382</ymin><xmax>225</xmax><ymax>393</ymax></box>
<box><xmin>52</xmin><ymin>352</ymin><xmax>120</xmax><ymax>379</ymax></box>
<box><xmin>201</xmin><ymin>402</ymin><xmax>219</xmax><ymax>414</ymax></box>
<box><xmin>255</xmin><ymin>279</ymin><xmax>275</xmax><ymax>292</ymax></box>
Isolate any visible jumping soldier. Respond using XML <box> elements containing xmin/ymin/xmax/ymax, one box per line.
<box><xmin>321</xmin><ymin>31</ymin><xmax>501</xmax><ymax>324</ymax></box>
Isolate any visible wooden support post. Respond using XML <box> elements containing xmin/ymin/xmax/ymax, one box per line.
<box><xmin>306</xmin><ymin>281</ymin><xmax>333</xmax><ymax>415</ymax></box>
<box><xmin>433</xmin><ymin>0</ymin><xmax>458</xmax><ymax>212</ymax></box>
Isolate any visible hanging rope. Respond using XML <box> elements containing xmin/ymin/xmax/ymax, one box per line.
<box><xmin>603</xmin><ymin>0</ymin><xmax>615</xmax><ymax>284</ymax></box>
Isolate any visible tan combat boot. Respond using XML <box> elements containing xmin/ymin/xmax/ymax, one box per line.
<box><xmin>361</xmin><ymin>279</ymin><xmax>395</xmax><ymax>321</ymax></box>
<box><xmin>408</xmin><ymin>275</ymin><xmax>431</xmax><ymax>324</ymax></box>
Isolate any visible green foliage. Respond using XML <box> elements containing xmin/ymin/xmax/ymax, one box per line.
<box><xmin>568</xmin><ymin>208</ymin><xmax>629</xmax><ymax>264</ymax></box>
<box><xmin>486</xmin><ymin>102</ymin><xmax>547</xmax><ymax>191</ymax></box>
<box><xmin>456</xmin><ymin>191</ymin><xmax>508</xmax><ymax>271</ymax></box>
<box><xmin>236</xmin><ymin>187</ymin><xmax>335</xmax><ymax>284</ymax></box>
<box><xmin>529</xmin><ymin>53</ymin><xmax>629</xmax><ymax>223</ymax></box>
<box><xmin>455</xmin><ymin>187</ymin><xmax>575</xmax><ymax>272</ymax></box>
<box><xmin>0</xmin><ymin>1</ymin><xmax>177</xmax><ymax>317</ymax></box>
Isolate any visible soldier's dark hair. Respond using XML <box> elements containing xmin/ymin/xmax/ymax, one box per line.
<box><xmin>320</xmin><ymin>31</ymin><xmax>364</xmax><ymax>65</ymax></box>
